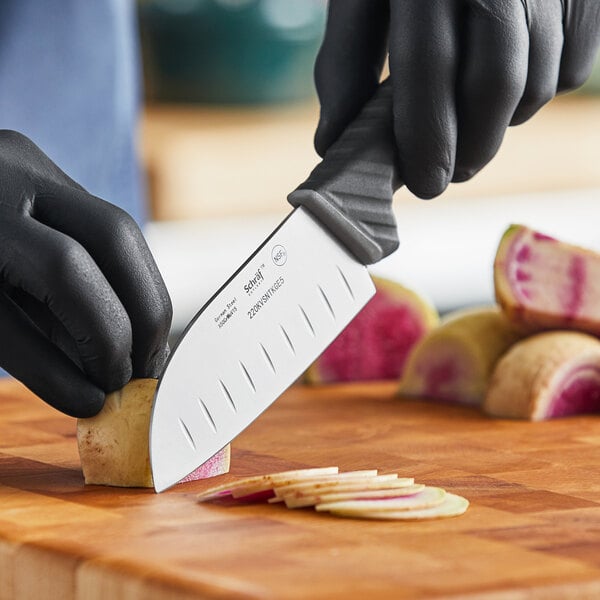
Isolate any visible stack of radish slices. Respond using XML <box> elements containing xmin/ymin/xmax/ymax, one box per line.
<box><xmin>197</xmin><ymin>467</ymin><xmax>468</xmax><ymax>520</ymax></box>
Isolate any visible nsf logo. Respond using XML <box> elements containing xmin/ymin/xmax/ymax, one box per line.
<box><xmin>271</xmin><ymin>244</ymin><xmax>287</xmax><ymax>266</ymax></box>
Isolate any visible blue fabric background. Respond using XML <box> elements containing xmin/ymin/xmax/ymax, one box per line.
<box><xmin>0</xmin><ymin>0</ymin><xmax>144</xmax><ymax>222</ymax></box>
<box><xmin>0</xmin><ymin>1</ymin><xmax>144</xmax><ymax>379</ymax></box>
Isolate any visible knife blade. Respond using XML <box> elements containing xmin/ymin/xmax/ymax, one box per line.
<box><xmin>150</xmin><ymin>80</ymin><xmax>402</xmax><ymax>492</ymax></box>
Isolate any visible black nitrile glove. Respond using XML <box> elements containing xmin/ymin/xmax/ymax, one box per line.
<box><xmin>0</xmin><ymin>130</ymin><xmax>172</xmax><ymax>417</ymax></box>
<box><xmin>314</xmin><ymin>0</ymin><xmax>600</xmax><ymax>199</ymax></box>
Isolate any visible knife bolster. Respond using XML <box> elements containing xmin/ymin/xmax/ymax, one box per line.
<box><xmin>288</xmin><ymin>190</ymin><xmax>387</xmax><ymax>265</ymax></box>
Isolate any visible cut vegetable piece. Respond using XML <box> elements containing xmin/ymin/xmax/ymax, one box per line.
<box><xmin>196</xmin><ymin>467</ymin><xmax>339</xmax><ymax>501</ymax></box>
<box><xmin>195</xmin><ymin>466</ymin><xmax>469</xmax><ymax>521</ymax></box>
<box><xmin>276</xmin><ymin>475</ymin><xmax>412</xmax><ymax>495</ymax></box>
<box><xmin>484</xmin><ymin>331</ymin><xmax>600</xmax><ymax>421</ymax></box>
<box><xmin>316</xmin><ymin>486</ymin><xmax>446</xmax><ymax>513</ymax></box>
<box><xmin>77</xmin><ymin>379</ymin><xmax>230</xmax><ymax>488</ymax></box>
<box><xmin>284</xmin><ymin>484</ymin><xmax>426</xmax><ymax>509</ymax></box>
<box><xmin>221</xmin><ymin>490</ymin><xmax>276</xmax><ymax>504</ymax></box>
<box><xmin>273</xmin><ymin>474</ymin><xmax>398</xmax><ymax>497</ymax></box>
<box><xmin>305</xmin><ymin>277</ymin><xmax>439</xmax><ymax>383</ymax></box>
<box><xmin>398</xmin><ymin>306</ymin><xmax>525</xmax><ymax>405</ymax></box>
<box><xmin>495</xmin><ymin>225</ymin><xmax>600</xmax><ymax>335</ymax></box>
<box><xmin>326</xmin><ymin>493</ymin><xmax>469</xmax><ymax>520</ymax></box>
<box><xmin>232</xmin><ymin>469</ymin><xmax>380</xmax><ymax>498</ymax></box>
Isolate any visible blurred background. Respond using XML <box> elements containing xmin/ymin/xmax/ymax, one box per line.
<box><xmin>137</xmin><ymin>0</ymin><xmax>600</xmax><ymax>336</ymax></box>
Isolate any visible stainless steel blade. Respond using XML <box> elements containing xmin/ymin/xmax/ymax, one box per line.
<box><xmin>150</xmin><ymin>207</ymin><xmax>375</xmax><ymax>492</ymax></box>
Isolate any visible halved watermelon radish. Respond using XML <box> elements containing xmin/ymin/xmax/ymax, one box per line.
<box><xmin>305</xmin><ymin>277</ymin><xmax>439</xmax><ymax>383</ymax></box>
<box><xmin>484</xmin><ymin>331</ymin><xmax>600</xmax><ymax>420</ymax></box>
<box><xmin>495</xmin><ymin>225</ymin><xmax>600</xmax><ymax>335</ymax></box>
<box><xmin>398</xmin><ymin>306</ymin><xmax>525</xmax><ymax>406</ymax></box>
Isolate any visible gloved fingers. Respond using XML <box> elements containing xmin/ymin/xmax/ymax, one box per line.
<box><xmin>0</xmin><ymin>291</ymin><xmax>105</xmax><ymax>417</ymax></box>
<box><xmin>388</xmin><ymin>0</ymin><xmax>460</xmax><ymax>198</ymax></box>
<box><xmin>3</xmin><ymin>285</ymin><xmax>83</xmax><ymax>370</ymax></box>
<box><xmin>33</xmin><ymin>186</ymin><xmax>172</xmax><ymax>379</ymax></box>
<box><xmin>314</xmin><ymin>0</ymin><xmax>390</xmax><ymax>157</ymax></box>
<box><xmin>510</xmin><ymin>0</ymin><xmax>563</xmax><ymax>126</ymax></box>
<box><xmin>0</xmin><ymin>215</ymin><xmax>133</xmax><ymax>393</ymax></box>
<box><xmin>0</xmin><ymin>130</ymin><xmax>87</xmax><ymax>195</ymax></box>
<box><xmin>452</xmin><ymin>0</ymin><xmax>529</xmax><ymax>183</ymax></box>
<box><xmin>558</xmin><ymin>2</ymin><xmax>600</xmax><ymax>92</ymax></box>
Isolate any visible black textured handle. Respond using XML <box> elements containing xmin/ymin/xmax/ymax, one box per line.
<box><xmin>288</xmin><ymin>79</ymin><xmax>401</xmax><ymax>265</ymax></box>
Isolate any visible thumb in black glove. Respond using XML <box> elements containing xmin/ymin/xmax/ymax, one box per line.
<box><xmin>0</xmin><ymin>130</ymin><xmax>172</xmax><ymax>417</ymax></box>
<box><xmin>314</xmin><ymin>0</ymin><xmax>600</xmax><ymax>199</ymax></box>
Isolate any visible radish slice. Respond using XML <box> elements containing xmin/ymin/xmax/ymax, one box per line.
<box><xmin>196</xmin><ymin>467</ymin><xmax>339</xmax><ymax>501</ymax></box>
<box><xmin>326</xmin><ymin>493</ymin><xmax>469</xmax><ymax>520</ymax></box>
<box><xmin>236</xmin><ymin>470</ymin><xmax>381</xmax><ymax>498</ymax></box>
<box><xmin>277</xmin><ymin>477</ymin><xmax>414</xmax><ymax>500</ymax></box>
<box><xmin>284</xmin><ymin>484</ymin><xmax>426</xmax><ymax>509</ymax></box>
<box><xmin>315</xmin><ymin>487</ymin><xmax>446</xmax><ymax>514</ymax></box>
<box><xmin>273</xmin><ymin>473</ymin><xmax>398</xmax><ymax>497</ymax></box>
<box><xmin>268</xmin><ymin>478</ymin><xmax>416</xmax><ymax>506</ymax></box>
<box><xmin>197</xmin><ymin>467</ymin><xmax>469</xmax><ymax>522</ymax></box>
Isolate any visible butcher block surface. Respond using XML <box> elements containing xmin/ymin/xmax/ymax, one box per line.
<box><xmin>2</xmin><ymin>379</ymin><xmax>600</xmax><ymax>599</ymax></box>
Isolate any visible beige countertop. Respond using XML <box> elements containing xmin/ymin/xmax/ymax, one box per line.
<box><xmin>142</xmin><ymin>94</ymin><xmax>600</xmax><ymax>221</ymax></box>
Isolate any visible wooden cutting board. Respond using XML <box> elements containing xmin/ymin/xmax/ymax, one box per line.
<box><xmin>1</xmin><ymin>378</ymin><xmax>600</xmax><ymax>599</ymax></box>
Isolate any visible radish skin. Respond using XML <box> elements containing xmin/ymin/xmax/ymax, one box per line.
<box><xmin>484</xmin><ymin>331</ymin><xmax>600</xmax><ymax>421</ymax></box>
<box><xmin>77</xmin><ymin>379</ymin><xmax>230</xmax><ymax>488</ymax></box>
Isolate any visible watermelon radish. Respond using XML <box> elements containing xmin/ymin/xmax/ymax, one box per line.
<box><xmin>326</xmin><ymin>493</ymin><xmax>469</xmax><ymax>521</ymax></box>
<box><xmin>398</xmin><ymin>306</ymin><xmax>526</xmax><ymax>405</ymax></box>
<box><xmin>305</xmin><ymin>277</ymin><xmax>439</xmax><ymax>383</ymax></box>
<box><xmin>233</xmin><ymin>469</ymin><xmax>380</xmax><ymax>499</ymax></box>
<box><xmin>179</xmin><ymin>447</ymin><xmax>232</xmax><ymax>483</ymax></box>
<box><xmin>484</xmin><ymin>331</ymin><xmax>600</xmax><ymax>420</ymax></box>
<box><xmin>197</xmin><ymin>467</ymin><xmax>469</xmax><ymax>521</ymax></box>
<box><xmin>282</xmin><ymin>484</ymin><xmax>425</xmax><ymax>509</ymax></box>
<box><xmin>495</xmin><ymin>225</ymin><xmax>600</xmax><ymax>335</ymax></box>
<box><xmin>315</xmin><ymin>486</ymin><xmax>446</xmax><ymax>514</ymax></box>
<box><xmin>77</xmin><ymin>378</ymin><xmax>230</xmax><ymax>488</ymax></box>
<box><xmin>195</xmin><ymin>467</ymin><xmax>340</xmax><ymax>502</ymax></box>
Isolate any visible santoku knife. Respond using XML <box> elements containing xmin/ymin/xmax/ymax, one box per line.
<box><xmin>150</xmin><ymin>81</ymin><xmax>402</xmax><ymax>492</ymax></box>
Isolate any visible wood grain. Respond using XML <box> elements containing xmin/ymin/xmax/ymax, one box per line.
<box><xmin>1</xmin><ymin>378</ymin><xmax>600</xmax><ymax>599</ymax></box>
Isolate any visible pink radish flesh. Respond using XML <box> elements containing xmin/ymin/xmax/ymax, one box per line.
<box><xmin>420</xmin><ymin>355</ymin><xmax>469</xmax><ymax>402</ymax></box>
<box><xmin>496</xmin><ymin>226</ymin><xmax>600</xmax><ymax>331</ymax></box>
<box><xmin>316</xmin><ymin>293</ymin><xmax>428</xmax><ymax>381</ymax></box>
<box><xmin>179</xmin><ymin>446</ymin><xmax>230</xmax><ymax>483</ymax></box>
<box><xmin>548</xmin><ymin>367</ymin><xmax>600</xmax><ymax>418</ymax></box>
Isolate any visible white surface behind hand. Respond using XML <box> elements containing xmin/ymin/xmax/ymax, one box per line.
<box><xmin>145</xmin><ymin>188</ymin><xmax>600</xmax><ymax>332</ymax></box>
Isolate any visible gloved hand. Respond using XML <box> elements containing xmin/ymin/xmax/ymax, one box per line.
<box><xmin>314</xmin><ymin>0</ymin><xmax>600</xmax><ymax>199</ymax></box>
<box><xmin>0</xmin><ymin>130</ymin><xmax>172</xmax><ymax>417</ymax></box>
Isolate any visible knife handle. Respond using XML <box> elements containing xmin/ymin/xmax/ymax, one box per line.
<box><xmin>288</xmin><ymin>79</ymin><xmax>401</xmax><ymax>265</ymax></box>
